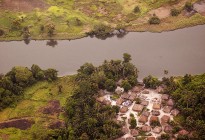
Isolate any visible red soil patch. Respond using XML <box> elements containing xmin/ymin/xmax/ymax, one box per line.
<box><xmin>0</xmin><ymin>118</ymin><xmax>34</xmax><ymax>130</ymax></box>
<box><xmin>41</xmin><ymin>100</ymin><xmax>62</xmax><ymax>115</ymax></box>
<box><xmin>0</xmin><ymin>0</ymin><xmax>48</xmax><ymax>12</ymax></box>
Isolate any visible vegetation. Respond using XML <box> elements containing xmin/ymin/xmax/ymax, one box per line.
<box><xmin>149</xmin><ymin>15</ymin><xmax>161</xmax><ymax>24</ymax></box>
<box><xmin>0</xmin><ymin>65</ymin><xmax>58</xmax><ymax>110</ymax></box>
<box><xmin>143</xmin><ymin>75</ymin><xmax>160</xmax><ymax>89</ymax></box>
<box><xmin>52</xmin><ymin>53</ymin><xmax>138</xmax><ymax>139</ymax></box>
<box><xmin>163</xmin><ymin>74</ymin><xmax>205</xmax><ymax>139</ymax></box>
<box><xmin>171</xmin><ymin>8</ymin><xmax>181</xmax><ymax>16</ymax></box>
<box><xmin>0</xmin><ymin>0</ymin><xmax>205</xmax><ymax>40</ymax></box>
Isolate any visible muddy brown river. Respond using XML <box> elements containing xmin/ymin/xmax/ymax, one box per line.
<box><xmin>0</xmin><ymin>25</ymin><xmax>205</xmax><ymax>79</ymax></box>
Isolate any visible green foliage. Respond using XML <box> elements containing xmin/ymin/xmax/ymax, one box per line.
<box><xmin>44</xmin><ymin>69</ymin><xmax>58</xmax><ymax>81</ymax></box>
<box><xmin>150</xmin><ymin>120</ymin><xmax>160</xmax><ymax>127</ymax></box>
<box><xmin>130</xmin><ymin>117</ymin><xmax>137</xmax><ymax>129</ymax></box>
<box><xmin>78</xmin><ymin>63</ymin><xmax>95</xmax><ymax>75</ymax></box>
<box><xmin>149</xmin><ymin>16</ymin><xmax>161</xmax><ymax>24</ymax></box>
<box><xmin>133</xmin><ymin>6</ymin><xmax>140</xmax><ymax>13</ymax></box>
<box><xmin>161</xmin><ymin>133</ymin><xmax>170</xmax><ymax>140</ymax></box>
<box><xmin>0</xmin><ymin>65</ymin><xmax>58</xmax><ymax>111</ymax></box>
<box><xmin>92</xmin><ymin>24</ymin><xmax>112</xmax><ymax>38</ymax></box>
<box><xmin>105</xmin><ymin>79</ymin><xmax>117</xmax><ymax>92</ymax></box>
<box><xmin>168</xmin><ymin>74</ymin><xmax>205</xmax><ymax>139</ymax></box>
<box><xmin>121</xmin><ymin>80</ymin><xmax>132</xmax><ymax>92</ymax></box>
<box><xmin>123</xmin><ymin>53</ymin><xmax>131</xmax><ymax>63</ymax></box>
<box><xmin>171</xmin><ymin>8</ymin><xmax>181</xmax><ymax>16</ymax></box>
<box><xmin>143</xmin><ymin>75</ymin><xmax>160</xmax><ymax>89</ymax></box>
<box><xmin>184</xmin><ymin>2</ymin><xmax>193</xmax><ymax>12</ymax></box>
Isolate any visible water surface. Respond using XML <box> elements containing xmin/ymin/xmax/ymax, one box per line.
<box><xmin>0</xmin><ymin>25</ymin><xmax>205</xmax><ymax>79</ymax></box>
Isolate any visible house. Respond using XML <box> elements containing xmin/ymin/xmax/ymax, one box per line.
<box><xmin>178</xmin><ymin>129</ymin><xmax>189</xmax><ymax>135</ymax></box>
<box><xmin>96</xmin><ymin>96</ymin><xmax>105</xmax><ymax>103</ymax></box>
<box><xmin>116</xmin><ymin>98</ymin><xmax>124</xmax><ymax>106</ymax></box>
<box><xmin>167</xmin><ymin>99</ymin><xmax>174</xmax><ymax>106</ymax></box>
<box><xmin>121</xmin><ymin>93</ymin><xmax>130</xmax><ymax>100</ymax></box>
<box><xmin>139</xmin><ymin>115</ymin><xmax>148</xmax><ymax>124</ymax></box>
<box><xmin>132</xmin><ymin>104</ymin><xmax>144</xmax><ymax>112</ymax></box>
<box><xmin>141</xmin><ymin>125</ymin><xmax>151</xmax><ymax>132</ymax></box>
<box><xmin>153</xmin><ymin>126</ymin><xmax>162</xmax><ymax>134</ymax></box>
<box><xmin>163</xmin><ymin>106</ymin><xmax>172</xmax><ymax>113</ymax></box>
<box><xmin>161</xmin><ymin>115</ymin><xmax>170</xmax><ymax>123</ymax></box>
<box><xmin>171</xmin><ymin>109</ymin><xmax>180</xmax><ymax>116</ymax></box>
<box><xmin>142</xmin><ymin>111</ymin><xmax>150</xmax><ymax>117</ymax></box>
<box><xmin>161</xmin><ymin>94</ymin><xmax>169</xmax><ymax>100</ymax></box>
<box><xmin>150</xmin><ymin>116</ymin><xmax>159</xmax><ymax>123</ymax></box>
<box><xmin>128</xmin><ymin>93</ymin><xmax>136</xmax><ymax>101</ymax></box>
<box><xmin>147</xmin><ymin>137</ymin><xmax>156</xmax><ymax>140</ymax></box>
<box><xmin>140</xmin><ymin>100</ymin><xmax>149</xmax><ymax>106</ymax></box>
<box><xmin>120</xmin><ymin>106</ymin><xmax>128</xmax><ymax>113</ymax></box>
<box><xmin>151</xmin><ymin>110</ymin><xmax>160</xmax><ymax>116</ymax></box>
<box><xmin>130</xmin><ymin>129</ymin><xmax>139</xmax><ymax>136</ymax></box>
<box><xmin>152</xmin><ymin>103</ymin><xmax>161</xmax><ymax>110</ymax></box>
<box><xmin>164</xmin><ymin>125</ymin><xmax>173</xmax><ymax>133</ymax></box>
<box><xmin>115</xmin><ymin>86</ymin><xmax>124</xmax><ymax>94</ymax></box>
<box><xmin>142</xmin><ymin>90</ymin><xmax>149</xmax><ymax>94</ymax></box>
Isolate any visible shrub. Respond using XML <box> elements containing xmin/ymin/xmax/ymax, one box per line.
<box><xmin>184</xmin><ymin>2</ymin><xmax>193</xmax><ymax>12</ymax></box>
<box><xmin>161</xmin><ymin>133</ymin><xmax>170</xmax><ymax>140</ymax></box>
<box><xmin>171</xmin><ymin>8</ymin><xmax>181</xmax><ymax>16</ymax></box>
<box><xmin>130</xmin><ymin>117</ymin><xmax>137</xmax><ymax>129</ymax></box>
<box><xmin>92</xmin><ymin>24</ymin><xmax>112</xmax><ymax>37</ymax></box>
<box><xmin>133</xmin><ymin>6</ymin><xmax>140</xmax><ymax>13</ymax></box>
<box><xmin>0</xmin><ymin>29</ymin><xmax>5</xmax><ymax>36</ymax></box>
<box><xmin>148</xmin><ymin>16</ymin><xmax>160</xmax><ymax>24</ymax></box>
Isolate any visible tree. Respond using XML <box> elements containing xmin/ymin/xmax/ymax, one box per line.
<box><xmin>78</xmin><ymin>63</ymin><xmax>95</xmax><ymax>75</ymax></box>
<box><xmin>149</xmin><ymin>15</ymin><xmax>160</xmax><ymax>24</ymax></box>
<box><xmin>130</xmin><ymin>117</ymin><xmax>137</xmax><ymax>129</ymax></box>
<box><xmin>80</xmin><ymin>133</ymin><xmax>89</xmax><ymax>140</ymax></box>
<box><xmin>184</xmin><ymin>2</ymin><xmax>193</xmax><ymax>12</ymax></box>
<box><xmin>44</xmin><ymin>68</ymin><xmax>58</xmax><ymax>81</ymax></box>
<box><xmin>183</xmin><ymin>74</ymin><xmax>192</xmax><ymax>85</ymax></box>
<box><xmin>133</xmin><ymin>6</ymin><xmax>140</xmax><ymax>13</ymax></box>
<box><xmin>121</xmin><ymin>80</ymin><xmax>132</xmax><ymax>92</ymax></box>
<box><xmin>143</xmin><ymin>75</ymin><xmax>160</xmax><ymax>89</ymax></box>
<box><xmin>123</xmin><ymin>53</ymin><xmax>131</xmax><ymax>63</ymax></box>
<box><xmin>47</xmin><ymin>23</ymin><xmax>55</xmax><ymax>37</ymax></box>
<box><xmin>105</xmin><ymin>79</ymin><xmax>116</xmax><ymax>92</ymax></box>
<box><xmin>31</xmin><ymin>64</ymin><xmax>44</xmax><ymax>80</ymax></box>
<box><xmin>171</xmin><ymin>8</ymin><xmax>181</xmax><ymax>16</ymax></box>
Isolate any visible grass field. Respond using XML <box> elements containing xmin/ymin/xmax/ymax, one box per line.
<box><xmin>0</xmin><ymin>75</ymin><xmax>75</xmax><ymax>140</ymax></box>
<box><xmin>0</xmin><ymin>0</ymin><xmax>205</xmax><ymax>40</ymax></box>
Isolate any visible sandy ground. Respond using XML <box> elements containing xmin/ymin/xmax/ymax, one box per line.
<box><xmin>104</xmin><ymin>89</ymin><xmax>174</xmax><ymax>139</ymax></box>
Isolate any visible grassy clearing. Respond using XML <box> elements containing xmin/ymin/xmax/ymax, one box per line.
<box><xmin>0</xmin><ymin>76</ymin><xmax>75</xmax><ymax>139</ymax></box>
<box><xmin>0</xmin><ymin>75</ymin><xmax>75</xmax><ymax>121</ymax></box>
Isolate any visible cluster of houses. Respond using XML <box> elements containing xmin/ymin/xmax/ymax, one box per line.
<box><xmin>96</xmin><ymin>85</ymin><xmax>190</xmax><ymax>140</ymax></box>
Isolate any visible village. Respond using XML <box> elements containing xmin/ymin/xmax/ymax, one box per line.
<box><xmin>97</xmin><ymin>84</ymin><xmax>189</xmax><ymax>140</ymax></box>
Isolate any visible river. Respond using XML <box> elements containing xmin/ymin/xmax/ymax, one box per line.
<box><xmin>0</xmin><ymin>25</ymin><xmax>205</xmax><ymax>79</ymax></box>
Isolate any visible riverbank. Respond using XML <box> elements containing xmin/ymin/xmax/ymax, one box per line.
<box><xmin>0</xmin><ymin>0</ymin><xmax>205</xmax><ymax>41</ymax></box>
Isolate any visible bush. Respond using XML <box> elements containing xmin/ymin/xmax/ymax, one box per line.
<box><xmin>130</xmin><ymin>117</ymin><xmax>137</xmax><ymax>129</ymax></box>
<box><xmin>171</xmin><ymin>8</ymin><xmax>181</xmax><ymax>16</ymax></box>
<box><xmin>184</xmin><ymin>2</ymin><xmax>193</xmax><ymax>12</ymax></box>
<box><xmin>149</xmin><ymin>16</ymin><xmax>161</xmax><ymax>24</ymax></box>
<box><xmin>133</xmin><ymin>6</ymin><xmax>140</xmax><ymax>13</ymax></box>
<box><xmin>92</xmin><ymin>24</ymin><xmax>112</xmax><ymax>38</ymax></box>
<box><xmin>161</xmin><ymin>133</ymin><xmax>170</xmax><ymax>140</ymax></box>
<box><xmin>0</xmin><ymin>29</ymin><xmax>5</xmax><ymax>36</ymax></box>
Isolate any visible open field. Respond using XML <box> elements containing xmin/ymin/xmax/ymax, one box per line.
<box><xmin>0</xmin><ymin>0</ymin><xmax>205</xmax><ymax>40</ymax></box>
